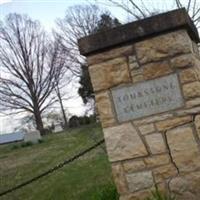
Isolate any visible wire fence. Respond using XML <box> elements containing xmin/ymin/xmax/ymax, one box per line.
<box><xmin>0</xmin><ymin>139</ymin><xmax>105</xmax><ymax>197</ymax></box>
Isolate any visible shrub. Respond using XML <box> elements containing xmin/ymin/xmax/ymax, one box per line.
<box><xmin>38</xmin><ymin>139</ymin><xmax>44</xmax><ymax>143</ymax></box>
<box><xmin>21</xmin><ymin>141</ymin><xmax>33</xmax><ymax>148</ymax></box>
<box><xmin>145</xmin><ymin>186</ymin><xmax>176</xmax><ymax>200</ymax></box>
<box><xmin>11</xmin><ymin>144</ymin><xmax>20</xmax><ymax>150</ymax></box>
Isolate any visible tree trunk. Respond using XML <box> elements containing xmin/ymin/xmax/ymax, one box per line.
<box><xmin>56</xmin><ymin>86</ymin><xmax>68</xmax><ymax>128</ymax></box>
<box><xmin>33</xmin><ymin>104</ymin><xmax>45</xmax><ymax>135</ymax></box>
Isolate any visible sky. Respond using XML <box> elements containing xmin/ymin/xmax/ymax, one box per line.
<box><xmin>0</xmin><ymin>0</ymin><xmax>88</xmax><ymax>30</ymax></box>
<box><xmin>0</xmin><ymin>0</ymin><xmax>126</xmax><ymax>30</ymax></box>
<box><xmin>0</xmin><ymin>0</ymin><xmax>196</xmax><ymax>133</ymax></box>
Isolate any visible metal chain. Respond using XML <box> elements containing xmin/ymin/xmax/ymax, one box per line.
<box><xmin>0</xmin><ymin>139</ymin><xmax>105</xmax><ymax>197</ymax></box>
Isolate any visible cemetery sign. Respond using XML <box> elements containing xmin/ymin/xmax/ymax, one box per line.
<box><xmin>111</xmin><ymin>74</ymin><xmax>184</xmax><ymax>122</ymax></box>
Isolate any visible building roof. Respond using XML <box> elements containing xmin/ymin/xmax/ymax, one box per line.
<box><xmin>0</xmin><ymin>132</ymin><xmax>24</xmax><ymax>144</ymax></box>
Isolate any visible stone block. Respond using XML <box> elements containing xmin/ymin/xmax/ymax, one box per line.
<box><xmin>126</xmin><ymin>171</ymin><xmax>154</xmax><ymax>192</ymax></box>
<box><xmin>179</xmin><ymin>68</ymin><xmax>199</xmax><ymax>83</ymax></box>
<box><xmin>183</xmin><ymin>81</ymin><xmax>200</xmax><ymax>99</ymax></box>
<box><xmin>144</xmin><ymin>154</ymin><xmax>171</xmax><ymax>168</ymax></box>
<box><xmin>130</xmin><ymin>68</ymin><xmax>144</xmax><ymax>83</ymax></box>
<box><xmin>120</xmin><ymin>189</ymin><xmax>151</xmax><ymax>200</ymax></box>
<box><xmin>155</xmin><ymin>116</ymin><xmax>192</xmax><ymax>131</ymax></box>
<box><xmin>135</xmin><ymin>30</ymin><xmax>193</xmax><ymax>64</ymax></box>
<box><xmin>132</xmin><ymin>74</ymin><xmax>144</xmax><ymax>83</ymax></box>
<box><xmin>112</xmin><ymin>163</ymin><xmax>128</xmax><ymax>194</ymax></box>
<box><xmin>145</xmin><ymin>133</ymin><xmax>167</xmax><ymax>154</ymax></box>
<box><xmin>194</xmin><ymin>114</ymin><xmax>200</xmax><ymax>140</ymax></box>
<box><xmin>169</xmin><ymin>171</ymin><xmax>200</xmax><ymax>200</ymax></box>
<box><xmin>171</xmin><ymin>54</ymin><xmax>197</xmax><ymax>68</ymax></box>
<box><xmin>176</xmin><ymin>106</ymin><xmax>200</xmax><ymax>116</ymax></box>
<box><xmin>95</xmin><ymin>91</ymin><xmax>116</xmax><ymax>128</ymax></box>
<box><xmin>166</xmin><ymin>126</ymin><xmax>200</xmax><ymax>173</ymax></box>
<box><xmin>186</xmin><ymin>97</ymin><xmax>200</xmax><ymax>108</ymax></box>
<box><xmin>192</xmin><ymin>41</ymin><xmax>200</xmax><ymax>55</ymax></box>
<box><xmin>87</xmin><ymin>45</ymin><xmax>133</xmax><ymax>65</ymax></box>
<box><xmin>24</xmin><ymin>130</ymin><xmax>41</xmax><ymax>143</ymax></box>
<box><xmin>129</xmin><ymin>55</ymin><xmax>140</xmax><ymax>70</ymax></box>
<box><xmin>103</xmin><ymin>123</ymin><xmax>148</xmax><ymax>162</ymax></box>
<box><xmin>138</xmin><ymin>123</ymin><xmax>155</xmax><ymax>135</ymax></box>
<box><xmin>89</xmin><ymin>57</ymin><xmax>130</xmax><ymax>92</ymax></box>
<box><xmin>153</xmin><ymin>164</ymin><xmax>178</xmax><ymax>183</ymax></box>
<box><xmin>123</xmin><ymin>159</ymin><xmax>146</xmax><ymax>173</ymax></box>
<box><xmin>134</xmin><ymin>113</ymin><xmax>174</xmax><ymax>126</ymax></box>
<box><xmin>143</xmin><ymin>61</ymin><xmax>172</xmax><ymax>80</ymax></box>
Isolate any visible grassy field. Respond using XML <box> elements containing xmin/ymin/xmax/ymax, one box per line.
<box><xmin>0</xmin><ymin>123</ymin><xmax>115</xmax><ymax>200</ymax></box>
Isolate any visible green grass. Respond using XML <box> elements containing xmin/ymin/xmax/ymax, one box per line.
<box><xmin>0</xmin><ymin>123</ymin><xmax>115</xmax><ymax>200</ymax></box>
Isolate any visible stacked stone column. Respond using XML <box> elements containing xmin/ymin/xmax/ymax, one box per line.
<box><xmin>79</xmin><ymin>9</ymin><xmax>200</xmax><ymax>200</ymax></box>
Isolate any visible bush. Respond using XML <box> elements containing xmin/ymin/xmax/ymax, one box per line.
<box><xmin>38</xmin><ymin>139</ymin><xmax>44</xmax><ymax>143</ymax></box>
<box><xmin>11</xmin><ymin>144</ymin><xmax>20</xmax><ymax>150</ymax></box>
<box><xmin>145</xmin><ymin>186</ymin><xmax>176</xmax><ymax>200</ymax></box>
<box><xmin>21</xmin><ymin>141</ymin><xmax>33</xmax><ymax>147</ymax></box>
<box><xmin>92</xmin><ymin>184</ymin><xmax>119</xmax><ymax>200</ymax></box>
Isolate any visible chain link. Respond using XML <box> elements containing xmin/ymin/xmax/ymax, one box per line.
<box><xmin>0</xmin><ymin>139</ymin><xmax>105</xmax><ymax>197</ymax></box>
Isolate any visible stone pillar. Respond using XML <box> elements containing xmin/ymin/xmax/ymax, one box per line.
<box><xmin>78</xmin><ymin>8</ymin><xmax>200</xmax><ymax>200</ymax></box>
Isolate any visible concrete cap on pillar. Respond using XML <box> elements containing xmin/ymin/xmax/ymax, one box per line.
<box><xmin>78</xmin><ymin>8</ymin><xmax>200</xmax><ymax>56</ymax></box>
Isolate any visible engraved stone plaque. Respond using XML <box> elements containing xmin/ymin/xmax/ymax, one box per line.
<box><xmin>111</xmin><ymin>74</ymin><xmax>184</xmax><ymax>122</ymax></box>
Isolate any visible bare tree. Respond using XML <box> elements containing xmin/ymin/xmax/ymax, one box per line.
<box><xmin>55</xmin><ymin>4</ymin><xmax>121</xmax><ymax>114</ymax></box>
<box><xmin>0</xmin><ymin>14</ymin><xmax>64</xmax><ymax>135</ymax></box>
<box><xmin>97</xmin><ymin>0</ymin><xmax>200</xmax><ymax>29</ymax></box>
<box><xmin>54</xmin><ymin>4</ymin><xmax>108</xmax><ymax>77</ymax></box>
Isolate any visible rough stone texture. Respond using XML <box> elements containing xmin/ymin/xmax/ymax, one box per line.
<box><xmin>194</xmin><ymin>114</ymin><xmax>200</xmax><ymax>140</ymax></box>
<box><xmin>120</xmin><ymin>189</ymin><xmax>151</xmax><ymax>200</ymax></box>
<box><xmin>138</xmin><ymin>124</ymin><xmax>155</xmax><ymax>135</ymax></box>
<box><xmin>176</xmin><ymin>106</ymin><xmax>200</xmax><ymax>116</ymax></box>
<box><xmin>79</xmin><ymin>9</ymin><xmax>199</xmax><ymax>56</ymax></box>
<box><xmin>104</xmin><ymin>123</ymin><xmax>148</xmax><ymax>162</ymax></box>
<box><xmin>166</xmin><ymin>126</ymin><xmax>200</xmax><ymax>172</ymax></box>
<box><xmin>186</xmin><ymin>97</ymin><xmax>200</xmax><ymax>108</ymax></box>
<box><xmin>144</xmin><ymin>154</ymin><xmax>171</xmax><ymax>168</ymax></box>
<box><xmin>192</xmin><ymin>41</ymin><xmax>200</xmax><ymax>56</ymax></box>
<box><xmin>145</xmin><ymin>133</ymin><xmax>167</xmax><ymax>154</ymax></box>
<box><xmin>155</xmin><ymin>116</ymin><xmax>192</xmax><ymax>131</ymax></box>
<box><xmin>169</xmin><ymin>171</ymin><xmax>200</xmax><ymax>200</ymax></box>
<box><xmin>183</xmin><ymin>81</ymin><xmax>200</xmax><ymax>99</ymax></box>
<box><xmin>87</xmin><ymin>45</ymin><xmax>133</xmax><ymax>65</ymax></box>
<box><xmin>123</xmin><ymin>159</ymin><xmax>146</xmax><ymax>173</ymax></box>
<box><xmin>131</xmin><ymin>74</ymin><xmax>144</xmax><ymax>83</ymax></box>
<box><xmin>134</xmin><ymin>113</ymin><xmax>174</xmax><ymax>126</ymax></box>
<box><xmin>89</xmin><ymin>57</ymin><xmax>130</xmax><ymax>92</ymax></box>
<box><xmin>130</xmin><ymin>68</ymin><xmax>144</xmax><ymax>83</ymax></box>
<box><xmin>135</xmin><ymin>30</ymin><xmax>193</xmax><ymax>64</ymax></box>
<box><xmin>179</xmin><ymin>68</ymin><xmax>199</xmax><ymax>83</ymax></box>
<box><xmin>95</xmin><ymin>91</ymin><xmax>116</xmax><ymax>128</ymax></box>
<box><xmin>112</xmin><ymin>163</ymin><xmax>128</xmax><ymax>194</ymax></box>
<box><xmin>129</xmin><ymin>55</ymin><xmax>140</xmax><ymax>70</ymax></box>
<box><xmin>143</xmin><ymin>61</ymin><xmax>172</xmax><ymax>80</ymax></box>
<box><xmin>171</xmin><ymin>53</ymin><xmax>198</xmax><ymax>68</ymax></box>
<box><xmin>153</xmin><ymin>164</ymin><xmax>178</xmax><ymax>183</ymax></box>
<box><xmin>126</xmin><ymin>171</ymin><xmax>154</xmax><ymax>192</ymax></box>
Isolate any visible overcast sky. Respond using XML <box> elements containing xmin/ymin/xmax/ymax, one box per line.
<box><xmin>0</xmin><ymin>0</ymin><xmax>127</xmax><ymax>30</ymax></box>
